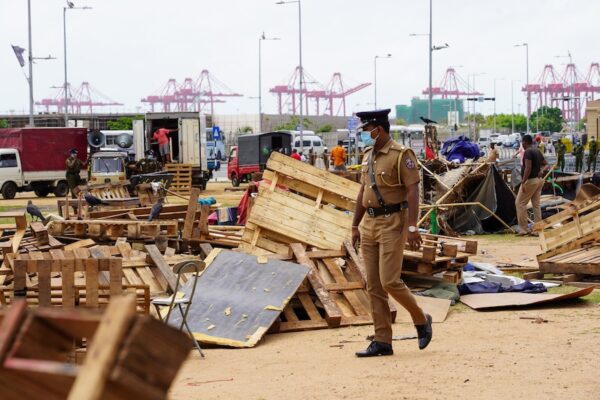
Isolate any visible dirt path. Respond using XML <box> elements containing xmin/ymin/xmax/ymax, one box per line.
<box><xmin>170</xmin><ymin>236</ymin><xmax>600</xmax><ymax>400</ymax></box>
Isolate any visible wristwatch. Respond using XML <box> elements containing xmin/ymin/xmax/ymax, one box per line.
<box><xmin>408</xmin><ymin>225</ymin><xmax>418</xmax><ymax>233</ymax></box>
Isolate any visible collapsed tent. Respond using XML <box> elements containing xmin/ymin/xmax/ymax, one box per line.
<box><xmin>441</xmin><ymin>135</ymin><xmax>482</xmax><ymax>163</ymax></box>
<box><xmin>447</xmin><ymin>165</ymin><xmax>517</xmax><ymax>234</ymax></box>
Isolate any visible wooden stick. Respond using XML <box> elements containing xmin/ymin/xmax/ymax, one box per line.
<box><xmin>419</xmin><ymin>201</ymin><xmax>515</xmax><ymax>232</ymax></box>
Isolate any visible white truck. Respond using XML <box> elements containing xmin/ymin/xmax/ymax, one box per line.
<box><xmin>133</xmin><ymin>112</ymin><xmax>210</xmax><ymax>189</ymax></box>
<box><xmin>0</xmin><ymin>127</ymin><xmax>88</xmax><ymax>199</ymax></box>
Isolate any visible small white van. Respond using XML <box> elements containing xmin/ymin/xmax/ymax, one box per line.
<box><xmin>292</xmin><ymin>133</ymin><xmax>326</xmax><ymax>156</ymax></box>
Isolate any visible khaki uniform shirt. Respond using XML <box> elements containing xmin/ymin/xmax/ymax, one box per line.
<box><xmin>360</xmin><ymin>139</ymin><xmax>420</xmax><ymax>208</ymax></box>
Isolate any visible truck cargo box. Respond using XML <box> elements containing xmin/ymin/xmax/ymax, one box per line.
<box><xmin>0</xmin><ymin>128</ymin><xmax>87</xmax><ymax>172</ymax></box>
<box><xmin>238</xmin><ymin>132</ymin><xmax>292</xmax><ymax>168</ymax></box>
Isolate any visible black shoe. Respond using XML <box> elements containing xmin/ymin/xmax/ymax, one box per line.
<box><xmin>415</xmin><ymin>314</ymin><xmax>433</xmax><ymax>350</ymax></box>
<box><xmin>355</xmin><ymin>341</ymin><xmax>393</xmax><ymax>357</ymax></box>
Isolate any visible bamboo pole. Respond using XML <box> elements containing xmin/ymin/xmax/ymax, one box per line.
<box><xmin>419</xmin><ymin>202</ymin><xmax>515</xmax><ymax>232</ymax></box>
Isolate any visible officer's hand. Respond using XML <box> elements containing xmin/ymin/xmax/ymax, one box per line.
<box><xmin>407</xmin><ymin>231</ymin><xmax>422</xmax><ymax>251</ymax></box>
<box><xmin>351</xmin><ymin>227</ymin><xmax>360</xmax><ymax>249</ymax></box>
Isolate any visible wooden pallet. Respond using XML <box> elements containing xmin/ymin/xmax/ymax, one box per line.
<box><xmin>0</xmin><ymin>295</ymin><xmax>191</xmax><ymax>400</ymax></box>
<box><xmin>78</xmin><ymin>182</ymin><xmax>132</xmax><ymax>199</ymax></box>
<box><xmin>240</xmin><ymin>151</ymin><xmax>360</xmax><ymax>253</ymax></box>
<box><xmin>534</xmin><ymin>194</ymin><xmax>600</xmax><ymax>253</ymax></box>
<box><xmin>47</xmin><ymin>219</ymin><xmax>178</xmax><ymax>239</ymax></box>
<box><xmin>164</xmin><ymin>163</ymin><xmax>193</xmax><ymax>195</ymax></box>
<box><xmin>270</xmin><ymin>243</ymin><xmax>398</xmax><ymax>333</ymax></box>
<box><xmin>538</xmin><ymin>244</ymin><xmax>600</xmax><ymax>275</ymax></box>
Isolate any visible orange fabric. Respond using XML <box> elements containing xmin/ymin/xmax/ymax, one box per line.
<box><xmin>153</xmin><ymin>128</ymin><xmax>172</xmax><ymax>145</ymax></box>
<box><xmin>330</xmin><ymin>145</ymin><xmax>346</xmax><ymax>166</ymax></box>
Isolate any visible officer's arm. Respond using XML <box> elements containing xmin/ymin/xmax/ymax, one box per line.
<box><xmin>406</xmin><ymin>183</ymin><xmax>419</xmax><ymax>228</ymax></box>
<box><xmin>352</xmin><ymin>185</ymin><xmax>366</xmax><ymax>228</ymax></box>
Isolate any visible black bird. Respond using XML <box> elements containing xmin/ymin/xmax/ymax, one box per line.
<box><xmin>148</xmin><ymin>197</ymin><xmax>164</xmax><ymax>221</ymax></box>
<box><xmin>84</xmin><ymin>193</ymin><xmax>109</xmax><ymax>207</ymax></box>
<box><xmin>26</xmin><ymin>200</ymin><xmax>46</xmax><ymax>223</ymax></box>
<box><xmin>419</xmin><ymin>116</ymin><xmax>438</xmax><ymax>125</ymax></box>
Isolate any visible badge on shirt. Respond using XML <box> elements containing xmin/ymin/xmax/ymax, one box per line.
<box><xmin>405</xmin><ymin>157</ymin><xmax>415</xmax><ymax>169</ymax></box>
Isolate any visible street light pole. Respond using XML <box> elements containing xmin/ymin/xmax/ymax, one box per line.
<box><xmin>258</xmin><ymin>33</ymin><xmax>280</xmax><ymax>132</ymax></box>
<box><xmin>276</xmin><ymin>0</ymin><xmax>304</xmax><ymax>151</ymax></box>
<box><xmin>374</xmin><ymin>54</ymin><xmax>391</xmax><ymax>109</ymax></box>
<box><xmin>63</xmin><ymin>2</ymin><xmax>92</xmax><ymax>127</ymax></box>
<box><xmin>493</xmin><ymin>78</ymin><xmax>504</xmax><ymax>133</ymax></box>
<box><xmin>428</xmin><ymin>0</ymin><xmax>433</xmax><ymax>119</ymax></box>
<box><xmin>514</xmin><ymin>43</ymin><xmax>530</xmax><ymax>133</ymax></box>
<box><xmin>27</xmin><ymin>0</ymin><xmax>34</xmax><ymax>126</ymax></box>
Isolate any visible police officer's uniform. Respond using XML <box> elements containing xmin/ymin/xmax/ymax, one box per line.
<box><xmin>556</xmin><ymin>141</ymin><xmax>566</xmax><ymax>172</ymax></box>
<box><xmin>354</xmin><ymin>109</ymin><xmax>431</xmax><ymax>357</ymax></box>
<box><xmin>587</xmin><ymin>139</ymin><xmax>598</xmax><ymax>173</ymax></box>
<box><xmin>65</xmin><ymin>149</ymin><xmax>82</xmax><ymax>197</ymax></box>
<box><xmin>573</xmin><ymin>143</ymin><xmax>584</xmax><ymax>173</ymax></box>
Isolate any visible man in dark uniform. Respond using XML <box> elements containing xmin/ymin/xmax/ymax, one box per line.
<box><xmin>555</xmin><ymin>140</ymin><xmax>566</xmax><ymax>172</ymax></box>
<box><xmin>573</xmin><ymin>142</ymin><xmax>584</xmax><ymax>173</ymax></box>
<box><xmin>130</xmin><ymin>150</ymin><xmax>162</xmax><ymax>174</ymax></box>
<box><xmin>65</xmin><ymin>148</ymin><xmax>83</xmax><ymax>197</ymax></box>
<box><xmin>587</xmin><ymin>137</ymin><xmax>598</xmax><ymax>173</ymax></box>
<box><xmin>351</xmin><ymin>109</ymin><xmax>432</xmax><ymax>357</ymax></box>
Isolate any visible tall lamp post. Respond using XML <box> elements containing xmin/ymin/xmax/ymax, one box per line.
<box><xmin>410</xmin><ymin>0</ymin><xmax>449</xmax><ymax>120</ymax></box>
<box><xmin>276</xmin><ymin>0</ymin><xmax>304</xmax><ymax>151</ymax></box>
<box><xmin>514</xmin><ymin>43</ymin><xmax>529</xmax><ymax>133</ymax></box>
<box><xmin>63</xmin><ymin>1</ymin><xmax>92</xmax><ymax>127</ymax></box>
<box><xmin>258</xmin><ymin>32</ymin><xmax>280</xmax><ymax>132</ymax></box>
<box><xmin>555</xmin><ymin>52</ymin><xmax>575</xmax><ymax>133</ymax></box>
<box><xmin>493</xmin><ymin>78</ymin><xmax>504</xmax><ymax>133</ymax></box>
<box><xmin>373</xmin><ymin>54</ymin><xmax>391</xmax><ymax>109</ymax></box>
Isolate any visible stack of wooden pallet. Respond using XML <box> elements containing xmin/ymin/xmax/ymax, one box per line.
<box><xmin>0</xmin><ymin>295</ymin><xmax>191</xmax><ymax>400</ymax></box>
<box><xmin>532</xmin><ymin>193</ymin><xmax>600</xmax><ymax>284</ymax></box>
<box><xmin>164</xmin><ymin>163</ymin><xmax>193</xmax><ymax>195</ymax></box>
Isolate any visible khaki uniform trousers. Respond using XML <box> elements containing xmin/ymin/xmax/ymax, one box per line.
<box><xmin>359</xmin><ymin>210</ymin><xmax>427</xmax><ymax>344</ymax></box>
<box><xmin>515</xmin><ymin>177</ymin><xmax>543</xmax><ymax>232</ymax></box>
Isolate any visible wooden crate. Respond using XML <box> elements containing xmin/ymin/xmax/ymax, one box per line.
<box><xmin>47</xmin><ymin>219</ymin><xmax>178</xmax><ymax>239</ymax></box>
<box><xmin>164</xmin><ymin>163</ymin><xmax>193</xmax><ymax>195</ymax></box>
<box><xmin>240</xmin><ymin>151</ymin><xmax>360</xmax><ymax>253</ymax></box>
<box><xmin>538</xmin><ymin>244</ymin><xmax>600</xmax><ymax>275</ymax></box>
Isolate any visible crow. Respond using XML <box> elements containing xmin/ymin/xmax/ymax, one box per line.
<box><xmin>148</xmin><ymin>197</ymin><xmax>164</xmax><ymax>221</ymax></box>
<box><xmin>84</xmin><ymin>193</ymin><xmax>109</xmax><ymax>207</ymax></box>
<box><xmin>419</xmin><ymin>116</ymin><xmax>438</xmax><ymax>125</ymax></box>
<box><xmin>26</xmin><ymin>200</ymin><xmax>46</xmax><ymax>223</ymax></box>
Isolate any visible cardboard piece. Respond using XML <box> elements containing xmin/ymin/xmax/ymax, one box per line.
<box><xmin>169</xmin><ymin>249</ymin><xmax>309</xmax><ymax>348</ymax></box>
<box><xmin>394</xmin><ymin>295</ymin><xmax>451</xmax><ymax>323</ymax></box>
<box><xmin>460</xmin><ymin>286</ymin><xmax>594</xmax><ymax>310</ymax></box>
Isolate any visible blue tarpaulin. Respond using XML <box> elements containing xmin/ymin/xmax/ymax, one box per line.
<box><xmin>441</xmin><ymin>135</ymin><xmax>481</xmax><ymax>163</ymax></box>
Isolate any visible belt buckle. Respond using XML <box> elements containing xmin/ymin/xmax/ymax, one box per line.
<box><xmin>367</xmin><ymin>208</ymin><xmax>375</xmax><ymax>217</ymax></box>
<box><xmin>384</xmin><ymin>208</ymin><xmax>391</xmax><ymax>218</ymax></box>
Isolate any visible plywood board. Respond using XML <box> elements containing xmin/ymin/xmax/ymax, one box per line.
<box><xmin>169</xmin><ymin>249</ymin><xmax>309</xmax><ymax>348</ymax></box>
<box><xmin>460</xmin><ymin>286</ymin><xmax>593</xmax><ymax>310</ymax></box>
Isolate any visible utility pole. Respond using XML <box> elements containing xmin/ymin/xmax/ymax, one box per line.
<box><xmin>258</xmin><ymin>33</ymin><xmax>280</xmax><ymax>132</ymax></box>
<box><xmin>27</xmin><ymin>0</ymin><xmax>34</xmax><ymax>126</ymax></box>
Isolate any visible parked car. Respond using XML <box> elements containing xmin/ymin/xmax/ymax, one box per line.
<box><xmin>292</xmin><ymin>134</ymin><xmax>325</xmax><ymax>156</ymax></box>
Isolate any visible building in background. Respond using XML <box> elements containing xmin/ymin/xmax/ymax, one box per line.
<box><xmin>586</xmin><ymin>100</ymin><xmax>600</xmax><ymax>140</ymax></box>
<box><xmin>396</xmin><ymin>98</ymin><xmax>464</xmax><ymax>125</ymax></box>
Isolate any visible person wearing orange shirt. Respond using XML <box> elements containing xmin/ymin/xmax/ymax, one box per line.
<box><xmin>153</xmin><ymin>127</ymin><xmax>177</xmax><ymax>163</ymax></box>
<box><xmin>330</xmin><ymin>140</ymin><xmax>347</xmax><ymax>171</ymax></box>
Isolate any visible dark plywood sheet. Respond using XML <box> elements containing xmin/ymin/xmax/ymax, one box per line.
<box><xmin>169</xmin><ymin>249</ymin><xmax>309</xmax><ymax>347</ymax></box>
<box><xmin>460</xmin><ymin>286</ymin><xmax>594</xmax><ymax>310</ymax></box>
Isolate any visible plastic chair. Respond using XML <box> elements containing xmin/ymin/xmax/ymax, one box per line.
<box><xmin>152</xmin><ymin>260</ymin><xmax>205</xmax><ymax>358</ymax></box>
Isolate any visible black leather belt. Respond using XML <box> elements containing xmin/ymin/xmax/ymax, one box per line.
<box><xmin>366</xmin><ymin>201</ymin><xmax>408</xmax><ymax>217</ymax></box>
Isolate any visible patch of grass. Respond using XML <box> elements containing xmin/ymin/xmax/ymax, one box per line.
<box><xmin>451</xmin><ymin>302</ymin><xmax>471</xmax><ymax>313</ymax></box>
<box><xmin>471</xmin><ymin>233</ymin><xmax>524</xmax><ymax>243</ymax></box>
<box><xmin>0</xmin><ymin>205</ymin><xmax>27</xmax><ymax>225</ymax></box>
<box><xmin>546</xmin><ymin>286</ymin><xmax>600</xmax><ymax>305</ymax></box>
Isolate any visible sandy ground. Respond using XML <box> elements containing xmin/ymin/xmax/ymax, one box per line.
<box><xmin>4</xmin><ymin>184</ymin><xmax>599</xmax><ymax>399</ymax></box>
<box><xmin>169</xmin><ymin>235</ymin><xmax>600</xmax><ymax>400</ymax></box>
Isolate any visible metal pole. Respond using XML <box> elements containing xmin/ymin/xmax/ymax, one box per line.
<box><xmin>27</xmin><ymin>0</ymin><xmax>34</xmax><ymax>126</ymax></box>
<box><xmin>428</xmin><ymin>0</ymin><xmax>433</xmax><ymax>119</ymax></box>
<box><xmin>297</xmin><ymin>0</ymin><xmax>304</xmax><ymax>153</ymax></box>
<box><xmin>258</xmin><ymin>36</ymin><xmax>262</xmax><ymax>132</ymax></box>
<box><xmin>374</xmin><ymin>56</ymin><xmax>377</xmax><ymax>109</ymax></box>
<box><xmin>525</xmin><ymin>43</ymin><xmax>530</xmax><ymax>133</ymax></box>
<box><xmin>63</xmin><ymin>7</ymin><xmax>69</xmax><ymax>126</ymax></box>
<box><xmin>511</xmin><ymin>80</ymin><xmax>515</xmax><ymax>133</ymax></box>
<box><xmin>493</xmin><ymin>79</ymin><xmax>497</xmax><ymax>133</ymax></box>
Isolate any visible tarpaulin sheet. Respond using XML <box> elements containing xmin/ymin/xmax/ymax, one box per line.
<box><xmin>0</xmin><ymin>128</ymin><xmax>87</xmax><ymax>172</ymax></box>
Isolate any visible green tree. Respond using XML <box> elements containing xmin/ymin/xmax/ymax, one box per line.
<box><xmin>0</xmin><ymin>119</ymin><xmax>8</xmax><ymax>128</ymax></box>
<box><xmin>275</xmin><ymin>116</ymin><xmax>312</xmax><ymax>131</ymax></box>
<box><xmin>530</xmin><ymin>106</ymin><xmax>563</xmax><ymax>132</ymax></box>
<box><xmin>316</xmin><ymin>124</ymin><xmax>333</xmax><ymax>133</ymax></box>
<box><xmin>395</xmin><ymin>118</ymin><xmax>407</xmax><ymax>126</ymax></box>
<box><xmin>577</xmin><ymin>117</ymin><xmax>587</xmax><ymax>132</ymax></box>
<box><xmin>239</xmin><ymin>126</ymin><xmax>253</xmax><ymax>133</ymax></box>
<box><xmin>106</xmin><ymin>115</ymin><xmax>143</xmax><ymax>130</ymax></box>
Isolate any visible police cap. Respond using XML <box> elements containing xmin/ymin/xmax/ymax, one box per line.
<box><xmin>355</xmin><ymin>109</ymin><xmax>391</xmax><ymax>130</ymax></box>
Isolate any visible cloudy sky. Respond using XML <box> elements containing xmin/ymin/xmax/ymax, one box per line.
<box><xmin>1</xmin><ymin>0</ymin><xmax>598</xmax><ymax>118</ymax></box>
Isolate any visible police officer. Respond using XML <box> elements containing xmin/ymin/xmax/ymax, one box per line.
<box><xmin>65</xmin><ymin>148</ymin><xmax>83</xmax><ymax>197</ymax></box>
<box><xmin>587</xmin><ymin>137</ymin><xmax>598</xmax><ymax>173</ymax></box>
<box><xmin>573</xmin><ymin>142</ymin><xmax>584</xmax><ymax>173</ymax></box>
<box><xmin>555</xmin><ymin>140</ymin><xmax>566</xmax><ymax>172</ymax></box>
<box><xmin>351</xmin><ymin>109</ymin><xmax>432</xmax><ymax>357</ymax></box>
<box><xmin>131</xmin><ymin>150</ymin><xmax>162</xmax><ymax>174</ymax></box>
